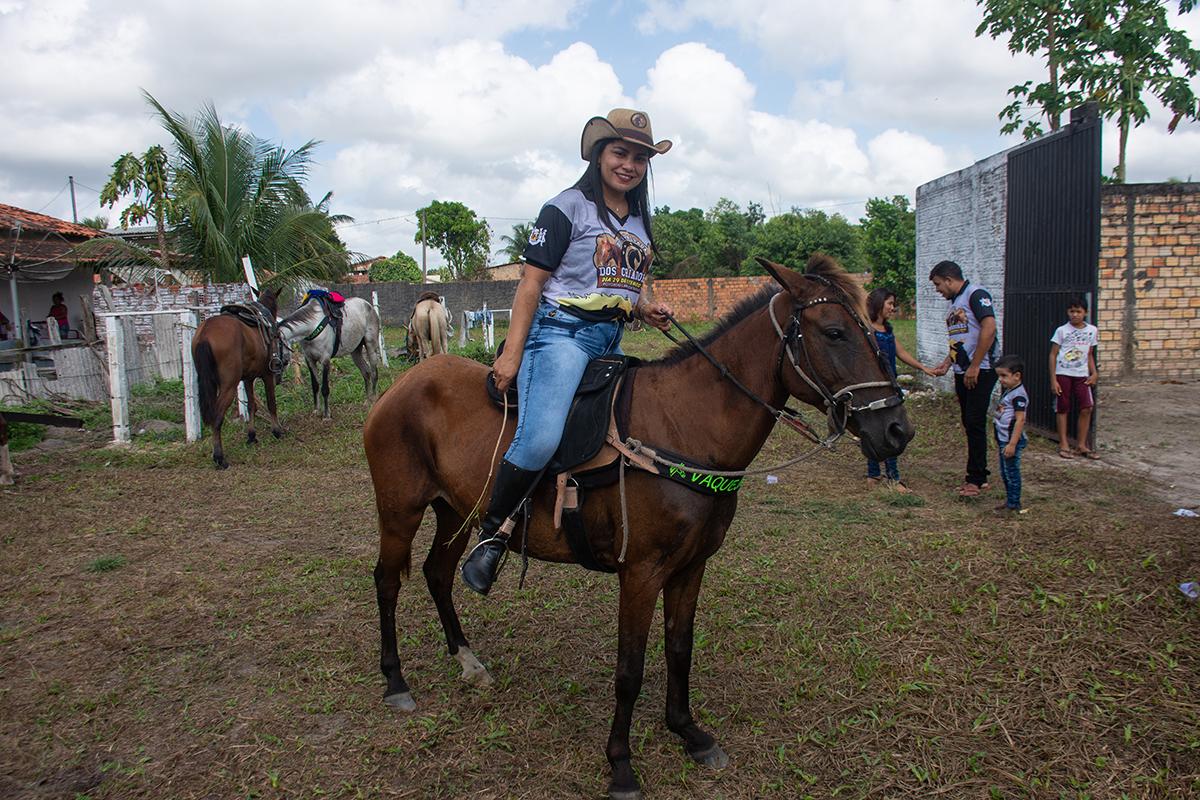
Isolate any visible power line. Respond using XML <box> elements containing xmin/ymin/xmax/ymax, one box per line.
<box><xmin>34</xmin><ymin>182</ymin><xmax>69</xmax><ymax>214</ymax></box>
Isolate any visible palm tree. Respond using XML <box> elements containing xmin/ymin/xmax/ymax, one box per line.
<box><xmin>496</xmin><ymin>222</ymin><xmax>533</xmax><ymax>263</ymax></box>
<box><xmin>144</xmin><ymin>92</ymin><xmax>351</xmax><ymax>287</ymax></box>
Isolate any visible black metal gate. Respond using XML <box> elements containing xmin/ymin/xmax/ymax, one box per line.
<box><xmin>1003</xmin><ymin>103</ymin><xmax>1101</xmax><ymax>437</ymax></box>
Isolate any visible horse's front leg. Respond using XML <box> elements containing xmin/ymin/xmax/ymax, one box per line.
<box><xmin>305</xmin><ymin>355</ymin><xmax>320</xmax><ymax>413</ymax></box>
<box><xmin>607</xmin><ymin>567</ymin><xmax>663</xmax><ymax>800</ymax></box>
<box><xmin>664</xmin><ymin>559</ymin><xmax>728</xmax><ymax>768</ymax></box>
<box><xmin>264</xmin><ymin>375</ymin><xmax>284</xmax><ymax>438</ymax></box>
<box><xmin>320</xmin><ymin>361</ymin><xmax>332</xmax><ymax>419</ymax></box>
<box><xmin>242</xmin><ymin>378</ymin><xmax>259</xmax><ymax>444</ymax></box>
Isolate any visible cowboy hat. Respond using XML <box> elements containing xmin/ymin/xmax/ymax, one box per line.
<box><xmin>580</xmin><ymin>108</ymin><xmax>672</xmax><ymax>161</ymax></box>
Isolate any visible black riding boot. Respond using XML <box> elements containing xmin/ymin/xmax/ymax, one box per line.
<box><xmin>461</xmin><ymin>460</ymin><xmax>541</xmax><ymax>595</ymax></box>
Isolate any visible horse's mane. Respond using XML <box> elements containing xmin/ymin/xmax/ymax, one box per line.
<box><xmin>258</xmin><ymin>288</ymin><xmax>278</xmax><ymax>315</ymax></box>
<box><xmin>648</xmin><ymin>253</ymin><xmax>864</xmax><ymax>367</ymax></box>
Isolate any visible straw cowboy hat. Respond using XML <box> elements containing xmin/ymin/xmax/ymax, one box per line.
<box><xmin>580</xmin><ymin>108</ymin><xmax>672</xmax><ymax>160</ymax></box>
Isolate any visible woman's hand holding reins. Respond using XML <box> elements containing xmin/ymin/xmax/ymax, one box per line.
<box><xmin>638</xmin><ymin>301</ymin><xmax>674</xmax><ymax>332</ymax></box>
<box><xmin>492</xmin><ymin>349</ymin><xmax>521</xmax><ymax>393</ymax></box>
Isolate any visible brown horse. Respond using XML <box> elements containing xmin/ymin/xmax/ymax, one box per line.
<box><xmin>363</xmin><ymin>256</ymin><xmax>914</xmax><ymax>799</ymax></box>
<box><xmin>192</xmin><ymin>289</ymin><xmax>289</xmax><ymax>469</ymax></box>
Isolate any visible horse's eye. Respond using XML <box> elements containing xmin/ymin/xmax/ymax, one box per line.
<box><xmin>824</xmin><ymin>327</ymin><xmax>845</xmax><ymax>341</ymax></box>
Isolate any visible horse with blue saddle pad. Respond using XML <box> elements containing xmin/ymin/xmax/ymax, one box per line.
<box><xmin>278</xmin><ymin>289</ymin><xmax>382</xmax><ymax>419</ymax></box>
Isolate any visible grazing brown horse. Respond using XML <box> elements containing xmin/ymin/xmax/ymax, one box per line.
<box><xmin>363</xmin><ymin>256</ymin><xmax>914</xmax><ymax>799</ymax></box>
<box><xmin>192</xmin><ymin>289</ymin><xmax>289</xmax><ymax>469</ymax></box>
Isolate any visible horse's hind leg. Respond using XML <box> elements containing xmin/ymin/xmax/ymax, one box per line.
<box><xmin>211</xmin><ymin>382</ymin><xmax>238</xmax><ymax>469</ymax></box>
<box><xmin>242</xmin><ymin>377</ymin><xmax>258</xmax><ymax>444</ymax></box>
<box><xmin>374</xmin><ymin>502</ymin><xmax>424</xmax><ymax>712</ymax></box>
<box><xmin>305</xmin><ymin>355</ymin><xmax>320</xmax><ymax>414</ymax></box>
<box><xmin>663</xmin><ymin>559</ymin><xmax>728</xmax><ymax>769</ymax></box>
<box><xmin>424</xmin><ymin>499</ymin><xmax>492</xmax><ymax>687</ymax></box>
<box><xmin>351</xmin><ymin>343</ymin><xmax>376</xmax><ymax>405</ymax></box>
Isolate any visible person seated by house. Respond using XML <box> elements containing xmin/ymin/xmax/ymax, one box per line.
<box><xmin>48</xmin><ymin>293</ymin><xmax>70</xmax><ymax>337</ymax></box>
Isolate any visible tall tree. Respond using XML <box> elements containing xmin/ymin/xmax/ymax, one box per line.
<box><xmin>1067</xmin><ymin>0</ymin><xmax>1200</xmax><ymax>182</ymax></box>
<box><xmin>860</xmin><ymin>196</ymin><xmax>917</xmax><ymax>306</ymax></box>
<box><xmin>976</xmin><ymin>0</ymin><xmax>1085</xmax><ymax>138</ymax></box>
<box><xmin>80</xmin><ymin>215</ymin><xmax>109</xmax><ymax>230</ymax></box>
<box><xmin>415</xmin><ymin>200</ymin><xmax>491</xmax><ymax>281</ymax></box>
<box><xmin>699</xmin><ymin>198</ymin><xmax>758</xmax><ymax>276</ymax></box>
<box><xmin>750</xmin><ymin>208</ymin><xmax>863</xmax><ymax>274</ymax></box>
<box><xmin>650</xmin><ymin>206</ymin><xmax>706</xmax><ymax>277</ymax></box>
<box><xmin>496</xmin><ymin>221</ymin><xmax>533</xmax><ymax>263</ymax></box>
<box><xmin>99</xmin><ymin>144</ymin><xmax>176</xmax><ymax>269</ymax></box>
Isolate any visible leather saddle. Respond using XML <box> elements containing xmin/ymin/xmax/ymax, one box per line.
<box><xmin>220</xmin><ymin>301</ymin><xmax>276</xmax><ymax>331</ymax></box>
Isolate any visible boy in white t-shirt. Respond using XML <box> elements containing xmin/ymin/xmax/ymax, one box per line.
<box><xmin>1049</xmin><ymin>297</ymin><xmax>1099</xmax><ymax>459</ymax></box>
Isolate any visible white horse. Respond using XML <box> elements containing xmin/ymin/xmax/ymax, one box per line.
<box><xmin>278</xmin><ymin>292</ymin><xmax>381</xmax><ymax>419</ymax></box>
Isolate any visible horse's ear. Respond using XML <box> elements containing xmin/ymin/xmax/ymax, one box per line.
<box><xmin>756</xmin><ymin>257</ymin><xmax>809</xmax><ymax>297</ymax></box>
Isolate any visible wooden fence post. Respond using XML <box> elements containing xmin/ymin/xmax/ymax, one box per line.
<box><xmin>373</xmin><ymin>290</ymin><xmax>390</xmax><ymax>367</ymax></box>
<box><xmin>105</xmin><ymin>315</ymin><xmax>131</xmax><ymax>444</ymax></box>
<box><xmin>179</xmin><ymin>310</ymin><xmax>201</xmax><ymax>443</ymax></box>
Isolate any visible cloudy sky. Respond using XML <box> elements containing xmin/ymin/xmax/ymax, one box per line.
<box><xmin>3</xmin><ymin>0</ymin><xmax>1197</xmax><ymax>267</ymax></box>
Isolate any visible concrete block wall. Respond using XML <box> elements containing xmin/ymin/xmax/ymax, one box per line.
<box><xmin>331</xmin><ymin>280</ymin><xmax>521</xmax><ymax>326</ymax></box>
<box><xmin>915</xmin><ymin>151</ymin><xmax>1010</xmax><ymax>387</ymax></box>
<box><xmin>1098</xmin><ymin>183</ymin><xmax>1200</xmax><ymax>379</ymax></box>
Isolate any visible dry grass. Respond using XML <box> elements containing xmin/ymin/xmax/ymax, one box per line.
<box><xmin>1</xmin><ymin>331</ymin><xmax>1197</xmax><ymax>799</ymax></box>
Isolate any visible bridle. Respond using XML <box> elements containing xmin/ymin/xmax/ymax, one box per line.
<box><xmin>663</xmin><ymin>279</ymin><xmax>904</xmax><ymax>439</ymax></box>
<box><xmin>766</xmin><ymin>278</ymin><xmax>904</xmax><ymax>430</ymax></box>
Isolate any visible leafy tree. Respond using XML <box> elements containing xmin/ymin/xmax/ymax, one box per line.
<box><xmin>976</xmin><ymin>1</ymin><xmax>1086</xmax><ymax>138</ymax></box>
<box><xmin>1067</xmin><ymin>0</ymin><xmax>1200</xmax><ymax>182</ymax></box>
<box><xmin>650</xmin><ymin>206</ymin><xmax>706</xmax><ymax>276</ymax></box>
<box><xmin>369</xmin><ymin>251</ymin><xmax>422</xmax><ymax>282</ymax></box>
<box><xmin>80</xmin><ymin>215</ymin><xmax>109</xmax><ymax>230</ymax></box>
<box><xmin>749</xmin><ymin>208</ymin><xmax>863</xmax><ymax>274</ymax></box>
<box><xmin>100</xmin><ymin>144</ymin><xmax>177</xmax><ymax>269</ymax></box>
<box><xmin>496</xmin><ymin>222</ymin><xmax>533</xmax><ymax>263</ymax></box>
<box><xmin>699</xmin><ymin>198</ymin><xmax>759</xmax><ymax>276</ymax></box>
<box><xmin>860</xmin><ymin>196</ymin><xmax>917</xmax><ymax>307</ymax></box>
<box><xmin>415</xmin><ymin>200</ymin><xmax>491</xmax><ymax>281</ymax></box>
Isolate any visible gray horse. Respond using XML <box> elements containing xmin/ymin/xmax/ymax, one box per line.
<box><xmin>278</xmin><ymin>293</ymin><xmax>381</xmax><ymax>418</ymax></box>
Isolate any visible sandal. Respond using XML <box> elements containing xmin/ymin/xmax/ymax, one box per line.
<box><xmin>891</xmin><ymin>480</ymin><xmax>914</xmax><ymax>495</ymax></box>
<box><xmin>957</xmin><ymin>482</ymin><xmax>981</xmax><ymax>497</ymax></box>
<box><xmin>1078</xmin><ymin>449</ymin><xmax>1101</xmax><ymax>460</ymax></box>
<box><xmin>1058</xmin><ymin>449</ymin><xmax>1075</xmax><ymax>459</ymax></box>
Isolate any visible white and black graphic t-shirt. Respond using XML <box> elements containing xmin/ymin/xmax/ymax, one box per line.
<box><xmin>1051</xmin><ymin>322</ymin><xmax>1098</xmax><ymax>377</ymax></box>
<box><xmin>945</xmin><ymin>281</ymin><xmax>996</xmax><ymax>373</ymax></box>
<box><xmin>523</xmin><ymin>188</ymin><xmax>652</xmax><ymax>321</ymax></box>
<box><xmin>993</xmin><ymin>384</ymin><xmax>1029</xmax><ymax>443</ymax></box>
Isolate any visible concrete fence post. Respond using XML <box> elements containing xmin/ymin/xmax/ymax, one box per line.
<box><xmin>179</xmin><ymin>310</ymin><xmax>201</xmax><ymax>443</ymax></box>
<box><xmin>105</xmin><ymin>315</ymin><xmax>131</xmax><ymax>444</ymax></box>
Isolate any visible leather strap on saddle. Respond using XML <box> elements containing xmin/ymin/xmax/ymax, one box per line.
<box><xmin>220</xmin><ymin>302</ymin><xmax>285</xmax><ymax>374</ymax></box>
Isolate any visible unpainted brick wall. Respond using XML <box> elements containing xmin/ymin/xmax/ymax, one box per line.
<box><xmin>1097</xmin><ymin>183</ymin><xmax>1200</xmax><ymax>379</ymax></box>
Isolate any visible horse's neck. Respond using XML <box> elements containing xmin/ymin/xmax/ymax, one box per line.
<box><xmin>281</xmin><ymin>304</ymin><xmax>321</xmax><ymax>340</ymax></box>
<box><xmin>630</xmin><ymin>309</ymin><xmax>786</xmax><ymax>471</ymax></box>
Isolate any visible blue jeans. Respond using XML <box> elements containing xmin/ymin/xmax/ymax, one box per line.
<box><xmin>995</xmin><ymin>433</ymin><xmax>1027</xmax><ymax>509</ymax></box>
<box><xmin>866</xmin><ymin>458</ymin><xmax>900</xmax><ymax>481</ymax></box>
<box><xmin>505</xmin><ymin>303</ymin><xmax>624</xmax><ymax>471</ymax></box>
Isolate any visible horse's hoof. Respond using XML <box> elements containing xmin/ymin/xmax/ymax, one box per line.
<box><xmin>272</xmin><ymin>428</ymin><xmax>284</xmax><ymax>439</ymax></box>
<box><xmin>455</xmin><ymin>647</ymin><xmax>493</xmax><ymax>687</ymax></box>
<box><xmin>215</xmin><ymin>460</ymin><xmax>229</xmax><ymax>470</ymax></box>
<box><xmin>607</xmin><ymin>784</ymin><xmax>642</xmax><ymax>800</ymax></box>
<box><xmin>688</xmin><ymin>742</ymin><xmax>729</xmax><ymax>769</ymax></box>
<box><xmin>246</xmin><ymin>432</ymin><xmax>257</xmax><ymax>445</ymax></box>
<box><xmin>383</xmin><ymin>691</ymin><xmax>416</xmax><ymax>712</ymax></box>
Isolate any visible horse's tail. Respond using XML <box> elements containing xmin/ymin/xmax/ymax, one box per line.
<box><xmin>428</xmin><ymin>306</ymin><xmax>446</xmax><ymax>355</ymax></box>
<box><xmin>194</xmin><ymin>339</ymin><xmax>220</xmax><ymax>428</ymax></box>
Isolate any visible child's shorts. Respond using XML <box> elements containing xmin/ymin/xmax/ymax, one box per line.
<box><xmin>1055</xmin><ymin>374</ymin><xmax>1094</xmax><ymax>413</ymax></box>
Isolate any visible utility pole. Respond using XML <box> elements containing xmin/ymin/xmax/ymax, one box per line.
<box><xmin>420</xmin><ymin>208</ymin><xmax>427</xmax><ymax>284</ymax></box>
<box><xmin>68</xmin><ymin>176</ymin><xmax>78</xmax><ymax>223</ymax></box>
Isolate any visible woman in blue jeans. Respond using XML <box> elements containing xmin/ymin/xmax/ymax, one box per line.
<box><xmin>461</xmin><ymin>109</ymin><xmax>675</xmax><ymax>595</ymax></box>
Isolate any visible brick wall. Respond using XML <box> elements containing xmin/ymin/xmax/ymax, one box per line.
<box><xmin>1098</xmin><ymin>183</ymin><xmax>1200</xmax><ymax>379</ymax></box>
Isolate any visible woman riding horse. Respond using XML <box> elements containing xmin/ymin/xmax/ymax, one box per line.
<box><xmin>460</xmin><ymin>108</ymin><xmax>675</xmax><ymax>595</ymax></box>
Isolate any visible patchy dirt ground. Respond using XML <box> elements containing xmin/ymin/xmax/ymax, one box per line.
<box><xmin>1090</xmin><ymin>377</ymin><xmax>1200</xmax><ymax>509</ymax></box>
<box><xmin>1</xmin><ymin>357</ymin><xmax>1198</xmax><ymax>799</ymax></box>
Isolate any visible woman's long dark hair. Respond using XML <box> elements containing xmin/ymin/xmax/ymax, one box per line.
<box><xmin>866</xmin><ymin>287</ymin><xmax>895</xmax><ymax>325</ymax></box>
<box><xmin>574</xmin><ymin>139</ymin><xmax>656</xmax><ymax>252</ymax></box>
